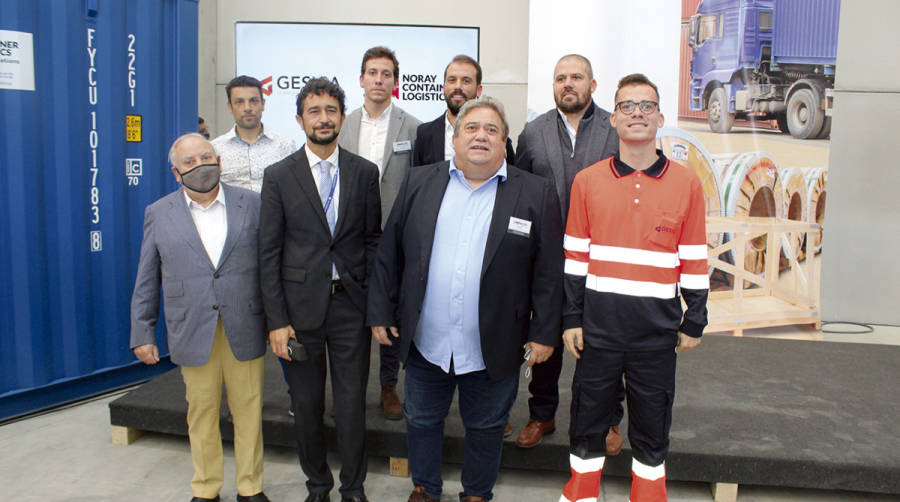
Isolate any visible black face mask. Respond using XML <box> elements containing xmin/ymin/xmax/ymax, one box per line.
<box><xmin>179</xmin><ymin>163</ymin><xmax>220</xmax><ymax>193</ymax></box>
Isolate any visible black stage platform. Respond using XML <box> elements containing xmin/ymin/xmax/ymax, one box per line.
<box><xmin>109</xmin><ymin>335</ymin><xmax>900</xmax><ymax>495</ymax></box>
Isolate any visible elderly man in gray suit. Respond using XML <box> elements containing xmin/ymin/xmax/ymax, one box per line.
<box><xmin>513</xmin><ymin>54</ymin><xmax>622</xmax><ymax>451</ymax></box>
<box><xmin>337</xmin><ymin>45</ymin><xmax>421</xmax><ymax>420</ymax></box>
<box><xmin>130</xmin><ymin>133</ymin><xmax>271</xmax><ymax>502</ymax></box>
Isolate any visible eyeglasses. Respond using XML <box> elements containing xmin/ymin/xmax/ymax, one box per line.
<box><xmin>615</xmin><ymin>100</ymin><xmax>659</xmax><ymax>114</ymax></box>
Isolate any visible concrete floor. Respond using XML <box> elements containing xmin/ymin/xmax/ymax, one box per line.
<box><xmin>2</xmin><ymin>323</ymin><xmax>899</xmax><ymax>502</ymax></box>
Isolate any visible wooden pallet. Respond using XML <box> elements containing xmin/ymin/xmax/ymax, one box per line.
<box><xmin>706</xmin><ymin>216</ymin><xmax>820</xmax><ymax>336</ymax></box>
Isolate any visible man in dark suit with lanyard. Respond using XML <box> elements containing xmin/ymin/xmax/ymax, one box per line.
<box><xmin>368</xmin><ymin>97</ymin><xmax>563</xmax><ymax>502</ymax></box>
<box><xmin>412</xmin><ymin>55</ymin><xmax>514</xmax><ymax>167</ymax></box>
<box><xmin>259</xmin><ymin>78</ymin><xmax>381</xmax><ymax>502</ymax></box>
<box><xmin>513</xmin><ymin>54</ymin><xmax>622</xmax><ymax>450</ymax></box>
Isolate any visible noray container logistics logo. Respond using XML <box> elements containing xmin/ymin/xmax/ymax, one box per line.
<box><xmin>257</xmin><ymin>74</ymin><xmax>342</xmax><ymax>96</ymax></box>
<box><xmin>255</xmin><ymin>72</ymin><xmax>444</xmax><ymax>102</ymax></box>
<box><xmin>400</xmin><ymin>73</ymin><xmax>444</xmax><ymax>101</ymax></box>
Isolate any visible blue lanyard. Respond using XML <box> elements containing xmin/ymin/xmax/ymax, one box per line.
<box><xmin>322</xmin><ymin>166</ymin><xmax>338</xmax><ymax>215</ymax></box>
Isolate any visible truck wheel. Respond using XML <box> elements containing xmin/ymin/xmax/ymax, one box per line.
<box><xmin>787</xmin><ymin>88</ymin><xmax>825</xmax><ymax>139</ymax></box>
<box><xmin>816</xmin><ymin>116</ymin><xmax>832</xmax><ymax>139</ymax></box>
<box><xmin>775</xmin><ymin>112</ymin><xmax>790</xmax><ymax>134</ymax></box>
<box><xmin>707</xmin><ymin>87</ymin><xmax>734</xmax><ymax>133</ymax></box>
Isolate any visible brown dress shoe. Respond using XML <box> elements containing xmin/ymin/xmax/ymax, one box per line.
<box><xmin>516</xmin><ymin>418</ymin><xmax>556</xmax><ymax>448</ymax></box>
<box><xmin>407</xmin><ymin>485</ymin><xmax>439</xmax><ymax>502</ymax></box>
<box><xmin>503</xmin><ymin>422</ymin><xmax>512</xmax><ymax>438</ymax></box>
<box><xmin>606</xmin><ymin>425</ymin><xmax>623</xmax><ymax>456</ymax></box>
<box><xmin>381</xmin><ymin>385</ymin><xmax>403</xmax><ymax>420</ymax></box>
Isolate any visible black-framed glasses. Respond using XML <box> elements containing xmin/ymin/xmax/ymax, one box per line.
<box><xmin>615</xmin><ymin>100</ymin><xmax>659</xmax><ymax>114</ymax></box>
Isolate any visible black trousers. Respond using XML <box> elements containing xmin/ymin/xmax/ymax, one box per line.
<box><xmin>568</xmin><ymin>346</ymin><xmax>676</xmax><ymax>466</ymax></box>
<box><xmin>528</xmin><ymin>344</ymin><xmax>625</xmax><ymax>423</ymax></box>
<box><xmin>285</xmin><ymin>288</ymin><xmax>371</xmax><ymax>498</ymax></box>
<box><xmin>379</xmin><ymin>337</ymin><xmax>402</xmax><ymax>387</ymax></box>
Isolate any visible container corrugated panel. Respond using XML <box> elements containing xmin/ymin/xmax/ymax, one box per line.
<box><xmin>679</xmin><ymin>20</ymin><xmax>707</xmax><ymax>121</ymax></box>
<box><xmin>682</xmin><ymin>0</ymin><xmax>702</xmax><ymax>20</ymax></box>
<box><xmin>773</xmin><ymin>0</ymin><xmax>840</xmax><ymax>63</ymax></box>
<box><xmin>0</xmin><ymin>0</ymin><xmax>198</xmax><ymax>421</ymax></box>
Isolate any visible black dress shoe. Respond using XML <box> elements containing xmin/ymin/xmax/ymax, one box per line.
<box><xmin>237</xmin><ymin>492</ymin><xmax>271</xmax><ymax>502</ymax></box>
<box><xmin>191</xmin><ymin>497</ymin><xmax>220</xmax><ymax>502</ymax></box>
<box><xmin>341</xmin><ymin>496</ymin><xmax>368</xmax><ymax>502</ymax></box>
<box><xmin>304</xmin><ymin>493</ymin><xmax>329</xmax><ymax>502</ymax></box>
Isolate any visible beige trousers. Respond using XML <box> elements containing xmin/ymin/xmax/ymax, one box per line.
<box><xmin>180</xmin><ymin>319</ymin><xmax>265</xmax><ymax>497</ymax></box>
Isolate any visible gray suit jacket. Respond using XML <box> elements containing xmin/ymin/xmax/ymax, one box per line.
<box><xmin>338</xmin><ymin>104</ymin><xmax>421</xmax><ymax>223</ymax></box>
<box><xmin>515</xmin><ymin>103</ymin><xmax>619</xmax><ymax>222</ymax></box>
<box><xmin>130</xmin><ymin>183</ymin><xmax>267</xmax><ymax>366</ymax></box>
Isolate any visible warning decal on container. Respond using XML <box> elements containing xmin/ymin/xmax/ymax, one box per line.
<box><xmin>126</xmin><ymin>114</ymin><xmax>142</xmax><ymax>142</ymax></box>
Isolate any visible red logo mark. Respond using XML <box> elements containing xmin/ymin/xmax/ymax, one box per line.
<box><xmin>260</xmin><ymin>76</ymin><xmax>273</xmax><ymax>96</ymax></box>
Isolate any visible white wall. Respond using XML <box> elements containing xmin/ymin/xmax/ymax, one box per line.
<box><xmin>527</xmin><ymin>0</ymin><xmax>681</xmax><ymax>123</ymax></box>
<box><xmin>199</xmin><ymin>0</ymin><xmax>528</xmax><ymax>141</ymax></box>
<box><xmin>821</xmin><ymin>0</ymin><xmax>900</xmax><ymax>324</ymax></box>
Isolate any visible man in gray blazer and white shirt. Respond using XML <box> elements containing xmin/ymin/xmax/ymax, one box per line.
<box><xmin>130</xmin><ymin>133</ymin><xmax>270</xmax><ymax>502</ymax></box>
<box><xmin>337</xmin><ymin>45</ymin><xmax>421</xmax><ymax>420</ymax></box>
<box><xmin>513</xmin><ymin>54</ymin><xmax>621</xmax><ymax>452</ymax></box>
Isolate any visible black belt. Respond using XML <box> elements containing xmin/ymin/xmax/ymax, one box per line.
<box><xmin>331</xmin><ymin>280</ymin><xmax>345</xmax><ymax>295</ymax></box>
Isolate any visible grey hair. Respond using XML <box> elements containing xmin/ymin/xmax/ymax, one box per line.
<box><xmin>168</xmin><ymin>132</ymin><xmax>208</xmax><ymax>165</ymax></box>
<box><xmin>453</xmin><ymin>96</ymin><xmax>510</xmax><ymax>139</ymax></box>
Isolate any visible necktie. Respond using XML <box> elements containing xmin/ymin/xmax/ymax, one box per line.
<box><xmin>318</xmin><ymin>161</ymin><xmax>336</xmax><ymax>234</ymax></box>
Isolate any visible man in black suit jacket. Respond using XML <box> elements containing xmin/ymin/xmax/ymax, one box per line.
<box><xmin>259</xmin><ymin>78</ymin><xmax>381</xmax><ymax>502</ymax></box>
<box><xmin>368</xmin><ymin>97</ymin><xmax>563</xmax><ymax>502</ymax></box>
<box><xmin>412</xmin><ymin>55</ymin><xmax>515</xmax><ymax>167</ymax></box>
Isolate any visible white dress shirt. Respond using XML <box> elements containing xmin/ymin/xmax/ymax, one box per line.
<box><xmin>305</xmin><ymin>144</ymin><xmax>341</xmax><ymax>280</ymax></box>
<box><xmin>357</xmin><ymin>103</ymin><xmax>392</xmax><ymax>176</ymax></box>
<box><xmin>443</xmin><ymin>112</ymin><xmax>455</xmax><ymax>161</ymax></box>
<box><xmin>557</xmin><ymin>108</ymin><xmax>578</xmax><ymax>151</ymax></box>
<box><xmin>304</xmin><ymin>144</ymin><xmax>341</xmax><ymax>216</ymax></box>
<box><xmin>183</xmin><ymin>187</ymin><xmax>227</xmax><ymax>267</ymax></box>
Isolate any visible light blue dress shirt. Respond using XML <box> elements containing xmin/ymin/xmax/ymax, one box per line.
<box><xmin>413</xmin><ymin>159</ymin><xmax>508</xmax><ymax>375</ymax></box>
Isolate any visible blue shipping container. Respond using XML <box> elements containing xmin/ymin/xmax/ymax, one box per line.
<box><xmin>0</xmin><ymin>0</ymin><xmax>198</xmax><ymax>420</ymax></box>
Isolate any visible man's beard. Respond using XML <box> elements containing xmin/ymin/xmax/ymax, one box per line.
<box><xmin>555</xmin><ymin>92</ymin><xmax>590</xmax><ymax>114</ymax></box>
<box><xmin>308</xmin><ymin>125</ymin><xmax>338</xmax><ymax>145</ymax></box>
<box><xmin>445</xmin><ymin>90</ymin><xmax>469</xmax><ymax>115</ymax></box>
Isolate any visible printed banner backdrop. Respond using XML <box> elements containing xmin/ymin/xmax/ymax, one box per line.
<box><xmin>235</xmin><ymin>22</ymin><xmax>478</xmax><ymax>146</ymax></box>
<box><xmin>527</xmin><ymin>0</ymin><xmax>837</xmax><ymax>332</ymax></box>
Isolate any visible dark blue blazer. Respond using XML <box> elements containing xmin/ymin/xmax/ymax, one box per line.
<box><xmin>367</xmin><ymin>161</ymin><xmax>563</xmax><ymax>380</ymax></box>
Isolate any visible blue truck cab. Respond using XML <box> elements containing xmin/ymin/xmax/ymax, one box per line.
<box><xmin>688</xmin><ymin>0</ymin><xmax>840</xmax><ymax>139</ymax></box>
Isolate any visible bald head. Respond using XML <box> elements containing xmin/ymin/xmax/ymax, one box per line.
<box><xmin>169</xmin><ymin>133</ymin><xmax>214</xmax><ymax>166</ymax></box>
<box><xmin>556</xmin><ymin>54</ymin><xmax>593</xmax><ymax>80</ymax></box>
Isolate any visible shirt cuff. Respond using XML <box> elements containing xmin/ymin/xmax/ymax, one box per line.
<box><xmin>679</xmin><ymin>319</ymin><xmax>705</xmax><ymax>338</ymax></box>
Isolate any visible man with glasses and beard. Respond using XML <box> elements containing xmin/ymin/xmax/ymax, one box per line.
<box><xmin>412</xmin><ymin>55</ymin><xmax>514</xmax><ymax>167</ymax></box>
<box><xmin>513</xmin><ymin>54</ymin><xmax>622</xmax><ymax>451</ymax></box>
<box><xmin>130</xmin><ymin>133</ymin><xmax>271</xmax><ymax>502</ymax></box>
<box><xmin>259</xmin><ymin>78</ymin><xmax>381</xmax><ymax>502</ymax></box>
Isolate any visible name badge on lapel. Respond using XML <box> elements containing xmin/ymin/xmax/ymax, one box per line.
<box><xmin>393</xmin><ymin>140</ymin><xmax>412</xmax><ymax>153</ymax></box>
<box><xmin>507</xmin><ymin>216</ymin><xmax>532</xmax><ymax>237</ymax></box>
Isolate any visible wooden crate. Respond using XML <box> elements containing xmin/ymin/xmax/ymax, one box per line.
<box><xmin>705</xmin><ymin>216</ymin><xmax>820</xmax><ymax>336</ymax></box>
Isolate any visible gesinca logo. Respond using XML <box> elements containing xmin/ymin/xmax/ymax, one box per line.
<box><xmin>258</xmin><ymin>75</ymin><xmax>342</xmax><ymax>96</ymax></box>
<box><xmin>400</xmin><ymin>73</ymin><xmax>444</xmax><ymax>101</ymax></box>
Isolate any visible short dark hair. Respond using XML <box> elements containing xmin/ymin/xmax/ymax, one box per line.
<box><xmin>226</xmin><ymin>75</ymin><xmax>263</xmax><ymax>101</ymax></box>
<box><xmin>361</xmin><ymin>46</ymin><xmax>399</xmax><ymax>81</ymax></box>
<box><xmin>296</xmin><ymin>77</ymin><xmax>346</xmax><ymax>116</ymax></box>
<box><xmin>198</xmin><ymin>117</ymin><xmax>205</xmax><ymax>124</ymax></box>
<box><xmin>614</xmin><ymin>73</ymin><xmax>660</xmax><ymax>103</ymax></box>
<box><xmin>444</xmin><ymin>55</ymin><xmax>482</xmax><ymax>85</ymax></box>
